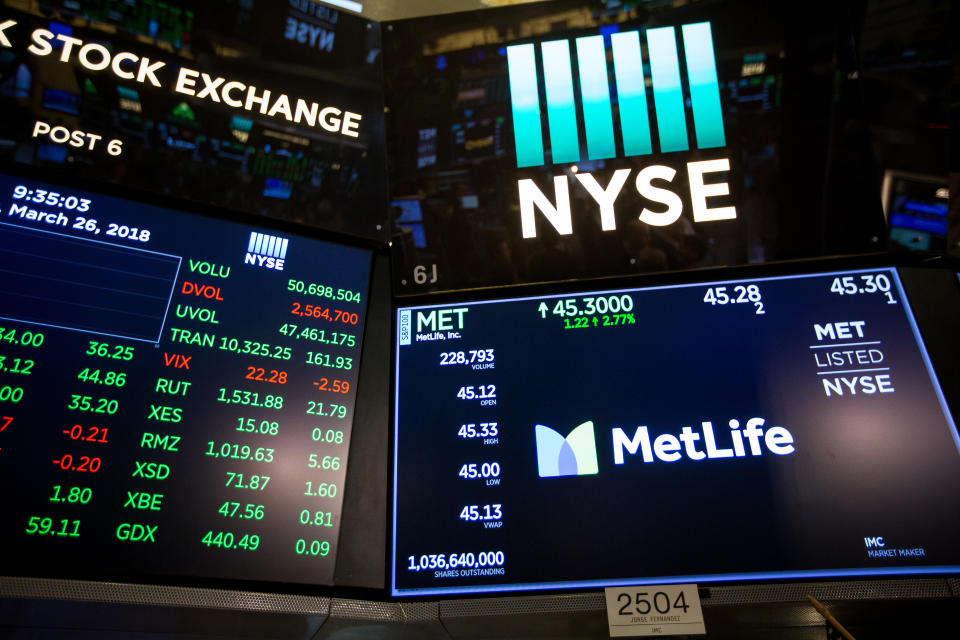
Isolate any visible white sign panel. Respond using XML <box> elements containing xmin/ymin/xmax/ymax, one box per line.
<box><xmin>604</xmin><ymin>584</ymin><xmax>705</xmax><ymax>637</ymax></box>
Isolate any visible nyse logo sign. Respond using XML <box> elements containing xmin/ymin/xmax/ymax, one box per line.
<box><xmin>245</xmin><ymin>231</ymin><xmax>288</xmax><ymax>271</ymax></box>
<box><xmin>508</xmin><ymin>23</ymin><xmax>724</xmax><ymax>167</ymax></box>
<box><xmin>506</xmin><ymin>22</ymin><xmax>737</xmax><ymax>239</ymax></box>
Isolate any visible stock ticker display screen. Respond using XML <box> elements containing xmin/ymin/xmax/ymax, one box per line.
<box><xmin>0</xmin><ymin>172</ymin><xmax>372</xmax><ymax>586</ymax></box>
<box><xmin>392</xmin><ymin>267</ymin><xmax>960</xmax><ymax>595</ymax></box>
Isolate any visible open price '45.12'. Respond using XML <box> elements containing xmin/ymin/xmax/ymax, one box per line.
<box><xmin>457</xmin><ymin>385</ymin><xmax>496</xmax><ymax>400</ymax></box>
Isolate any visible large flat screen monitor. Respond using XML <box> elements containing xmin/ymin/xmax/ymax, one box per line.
<box><xmin>392</xmin><ymin>265</ymin><xmax>960</xmax><ymax>595</ymax></box>
<box><xmin>0</xmin><ymin>169</ymin><xmax>373</xmax><ymax>587</ymax></box>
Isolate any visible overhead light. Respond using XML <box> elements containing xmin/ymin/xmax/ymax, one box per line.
<box><xmin>316</xmin><ymin>0</ymin><xmax>363</xmax><ymax>13</ymax></box>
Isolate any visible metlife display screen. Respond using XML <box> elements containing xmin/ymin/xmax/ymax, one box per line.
<box><xmin>0</xmin><ymin>171</ymin><xmax>372</xmax><ymax>586</ymax></box>
<box><xmin>392</xmin><ymin>267</ymin><xmax>960</xmax><ymax>596</ymax></box>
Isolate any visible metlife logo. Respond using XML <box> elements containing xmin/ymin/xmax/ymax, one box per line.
<box><xmin>611</xmin><ymin>417</ymin><xmax>796</xmax><ymax>464</ymax></box>
<box><xmin>534</xmin><ymin>417</ymin><xmax>796</xmax><ymax>479</ymax></box>
<box><xmin>505</xmin><ymin>22</ymin><xmax>738</xmax><ymax>239</ymax></box>
<box><xmin>535</xmin><ymin>421</ymin><xmax>598</xmax><ymax>477</ymax></box>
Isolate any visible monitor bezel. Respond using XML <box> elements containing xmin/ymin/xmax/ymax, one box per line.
<box><xmin>0</xmin><ymin>159</ymin><xmax>388</xmax><ymax>600</ymax></box>
<box><xmin>388</xmin><ymin>252</ymin><xmax>960</xmax><ymax>598</ymax></box>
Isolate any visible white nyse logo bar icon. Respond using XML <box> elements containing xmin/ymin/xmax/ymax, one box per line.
<box><xmin>245</xmin><ymin>232</ymin><xmax>288</xmax><ymax>271</ymax></box>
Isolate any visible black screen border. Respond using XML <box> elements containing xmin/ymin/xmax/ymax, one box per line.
<box><xmin>0</xmin><ymin>160</ymin><xmax>388</xmax><ymax>601</ymax></box>
<box><xmin>388</xmin><ymin>252</ymin><xmax>960</xmax><ymax>598</ymax></box>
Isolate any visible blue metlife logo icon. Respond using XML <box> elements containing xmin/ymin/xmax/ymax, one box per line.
<box><xmin>244</xmin><ymin>231</ymin><xmax>288</xmax><ymax>271</ymax></box>
<box><xmin>505</xmin><ymin>22</ymin><xmax>736</xmax><ymax>240</ymax></box>
<box><xmin>535</xmin><ymin>421</ymin><xmax>599</xmax><ymax>478</ymax></box>
<box><xmin>506</xmin><ymin>22</ymin><xmax>725</xmax><ymax>168</ymax></box>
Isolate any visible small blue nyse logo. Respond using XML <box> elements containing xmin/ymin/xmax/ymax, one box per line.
<box><xmin>244</xmin><ymin>231</ymin><xmax>288</xmax><ymax>271</ymax></box>
<box><xmin>506</xmin><ymin>22</ymin><xmax>725</xmax><ymax>168</ymax></box>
